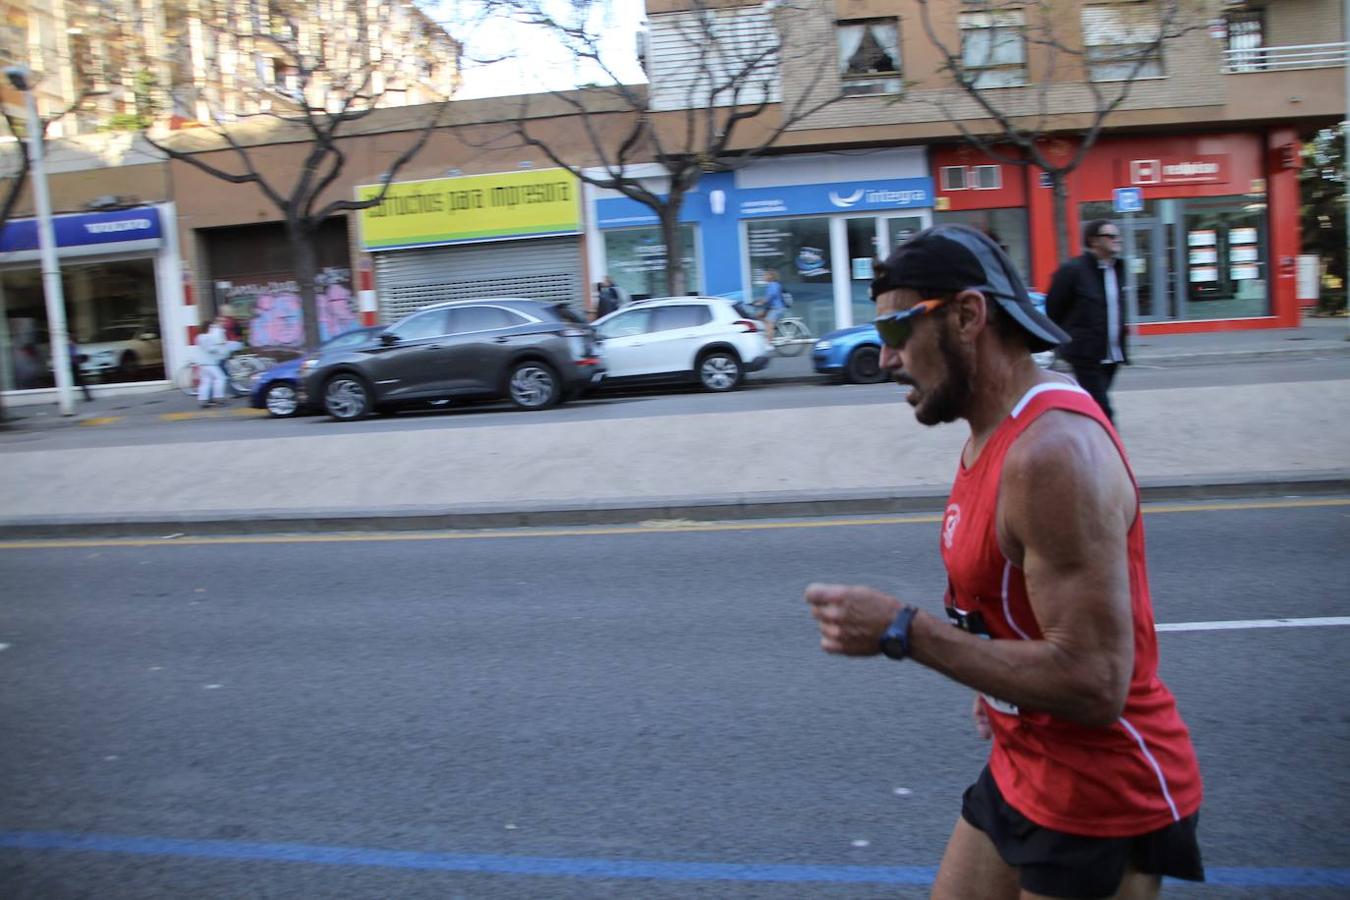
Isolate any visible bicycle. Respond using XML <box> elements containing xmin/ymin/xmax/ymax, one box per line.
<box><xmin>767</xmin><ymin>316</ymin><xmax>812</xmax><ymax>357</ymax></box>
<box><xmin>175</xmin><ymin>354</ymin><xmax>274</xmax><ymax>398</ymax></box>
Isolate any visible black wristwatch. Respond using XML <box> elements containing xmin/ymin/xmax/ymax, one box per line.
<box><xmin>879</xmin><ymin>606</ymin><xmax>919</xmax><ymax>661</ymax></box>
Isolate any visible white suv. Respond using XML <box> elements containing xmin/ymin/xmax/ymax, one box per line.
<box><xmin>592</xmin><ymin>297</ymin><xmax>772</xmax><ymax>392</ymax></box>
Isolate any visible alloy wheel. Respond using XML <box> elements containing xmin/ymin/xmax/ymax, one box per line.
<box><xmin>324</xmin><ymin>376</ymin><xmax>369</xmax><ymax>419</ymax></box>
<box><xmin>265</xmin><ymin>383</ymin><xmax>299</xmax><ymax>417</ymax></box>
<box><xmin>509</xmin><ymin>365</ymin><xmax>558</xmax><ymax>409</ymax></box>
<box><xmin>699</xmin><ymin>354</ymin><xmax>741</xmax><ymax>391</ymax></box>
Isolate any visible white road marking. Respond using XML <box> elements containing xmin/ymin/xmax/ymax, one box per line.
<box><xmin>1158</xmin><ymin>616</ymin><xmax>1350</xmax><ymax>633</ymax></box>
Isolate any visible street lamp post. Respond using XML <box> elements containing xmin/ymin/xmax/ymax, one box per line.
<box><xmin>5</xmin><ymin>66</ymin><xmax>75</xmax><ymax>415</ymax></box>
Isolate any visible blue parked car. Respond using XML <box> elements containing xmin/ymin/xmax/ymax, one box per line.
<box><xmin>813</xmin><ymin>292</ymin><xmax>1053</xmax><ymax>384</ymax></box>
<box><xmin>250</xmin><ymin>326</ymin><xmax>384</xmax><ymax>417</ymax></box>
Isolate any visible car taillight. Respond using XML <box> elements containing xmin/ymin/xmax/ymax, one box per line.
<box><xmin>734</xmin><ymin>319</ymin><xmax>760</xmax><ymax>333</ymax></box>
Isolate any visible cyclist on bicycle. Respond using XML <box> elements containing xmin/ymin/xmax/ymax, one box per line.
<box><xmin>753</xmin><ymin>269</ymin><xmax>787</xmax><ymax>344</ymax></box>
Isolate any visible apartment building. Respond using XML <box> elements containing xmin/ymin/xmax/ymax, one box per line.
<box><xmin>618</xmin><ymin>0</ymin><xmax>1346</xmax><ymax>335</ymax></box>
<box><xmin>0</xmin><ymin>0</ymin><xmax>461</xmax><ymax>136</ymax></box>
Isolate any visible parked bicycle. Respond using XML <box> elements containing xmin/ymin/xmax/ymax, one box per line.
<box><xmin>768</xmin><ymin>316</ymin><xmax>812</xmax><ymax>357</ymax></box>
<box><xmin>175</xmin><ymin>353</ymin><xmax>274</xmax><ymax>398</ymax></box>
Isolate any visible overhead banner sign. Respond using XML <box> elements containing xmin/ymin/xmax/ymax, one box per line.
<box><xmin>0</xmin><ymin>206</ymin><xmax>163</xmax><ymax>262</ymax></box>
<box><xmin>356</xmin><ymin>169</ymin><xmax>581</xmax><ymax>251</ymax></box>
<box><xmin>1123</xmin><ymin>155</ymin><xmax>1230</xmax><ymax>187</ymax></box>
<box><xmin>736</xmin><ymin>178</ymin><xmax>933</xmax><ymax>219</ymax></box>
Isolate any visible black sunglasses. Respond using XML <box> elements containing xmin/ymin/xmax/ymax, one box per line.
<box><xmin>874</xmin><ymin>297</ymin><xmax>949</xmax><ymax>349</ymax></box>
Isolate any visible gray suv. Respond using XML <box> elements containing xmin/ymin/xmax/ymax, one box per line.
<box><xmin>300</xmin><ymin>299</ymin><xmax>604</xmax><ymax>420</ymax></box>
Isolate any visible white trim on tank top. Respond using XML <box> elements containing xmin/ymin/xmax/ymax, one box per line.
<box><xmin>1118</xmin><ymin>716</ymin><xmax>1182</xmax><ymax>822</ymax></box>
<box><xmin>1011</xmin><ymin>382</ymin><xmax>1091</xmax><ymax>419</ymax></box>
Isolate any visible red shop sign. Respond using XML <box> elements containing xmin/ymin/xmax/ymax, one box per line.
<box><xmin>1121</xmin><ymin>155</ymin><xmax>1230</xmax><ymax>186</ymax></box>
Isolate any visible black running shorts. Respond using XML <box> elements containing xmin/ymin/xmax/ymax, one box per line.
<box><xmin>960</xmin><ymin>766</ymin><xmax>1205</xmax><ymax>899</ymax></box>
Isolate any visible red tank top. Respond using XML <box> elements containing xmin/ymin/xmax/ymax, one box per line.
<box><xmin>940</xmin><ymin>382</ymin><xmax>1202</xmax><ymax>837</ymax></box>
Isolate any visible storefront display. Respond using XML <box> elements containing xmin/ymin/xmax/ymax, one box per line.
<box><xmin>357</xmin><ymin>169</ymin><xmax>585</xmax><ymax>319</ymax></box>
<box><xmin>0</xmin><ymin>205</ymin><xmax>176</xmax><ymax>392</ymax></box>
<box><xmin>747</xmin><ymin>217</ymin><xmax>835</xmax><ymax>333</ymax></box>
<box><xmin>602</xmin><ymin>225</ymin><xmax>698</xmax><ymax>300</ymax></box>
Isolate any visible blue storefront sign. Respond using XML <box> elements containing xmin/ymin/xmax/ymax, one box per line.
<box><xmin>735</xmin><ymin>177</ymin><xmax>932</xmax><ymax>219</ymax></box>
<box><xmin>0</xmin><ymin>206</ymin><xmax>163</xmax><ymax>260</ymax></box>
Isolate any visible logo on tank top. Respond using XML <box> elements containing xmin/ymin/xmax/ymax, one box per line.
<box><xmin>943</xmin><ymin>504</ymin><xmax>961</xmax><ymax>549</ymax></box>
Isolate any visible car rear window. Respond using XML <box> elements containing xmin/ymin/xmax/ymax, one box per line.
<box><xmin>651</xmin><ymin>305</ymin><xmax>711</xmax><ymax>332</ymax></box>
<box><xmin>450</xmin><ymin>305</ymin><xmax>523</xmax><ymax>333</ymax></box>
<box><xmin>390</xmin><ymin>309</ymin><xmax>449</xmax><ymax>340</ymax></box>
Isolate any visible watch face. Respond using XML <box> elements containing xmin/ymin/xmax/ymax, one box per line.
<box><xmin>881</xmin><ymin>634</ymin><xmax>907</xmax><ymax>661</ymax></box>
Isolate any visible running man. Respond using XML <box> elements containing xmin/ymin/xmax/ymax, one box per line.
<box><xmin>805</xmin><ymin>225</ymin><xmax>1203</xmax><ymax>899</ymax></box>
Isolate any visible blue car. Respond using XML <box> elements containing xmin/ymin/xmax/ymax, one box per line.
<box><xmin>250</xmin><ymin>327</ymin><xmax>384</xmax><ymax>417</ymax></box>
<box><xmin>812</xmin><ymin>292</ymin><xmax>1052</xmax><ymax>384</ymax></box>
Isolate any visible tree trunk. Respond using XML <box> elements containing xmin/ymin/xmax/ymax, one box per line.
<box><xmin>289</xmin><ymin>220</ymin><xmax>322</xmax><ymax>351</ymax></box>
<box><xmin>1050</xmin><ymin>172</ymin><xmax>1071</xmax><ymax>264</ymax></box>
<box><xmin>660</xmin><ymin>202</ymin><xmax>686</xmax><ymax>297</ymax></box>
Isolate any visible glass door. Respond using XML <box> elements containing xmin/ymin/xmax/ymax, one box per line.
<box><xmin>1123</xmin><ymin>218</ymin><xmax>1166</xmax><ymax>322</ymax></box>
<box><xmin>845</xmin><ymin>218</ymin><xmax>881</xmax><ymax>327</ymax></box>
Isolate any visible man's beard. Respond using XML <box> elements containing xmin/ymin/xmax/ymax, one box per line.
<box><xmin>896</xmin><ymin>326</ymin><xmax>973</xmax><ymax>426</ymax></box>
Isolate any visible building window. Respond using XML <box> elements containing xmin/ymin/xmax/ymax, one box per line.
<box><xmin>1081</xmin><ymin>2</ymin><xmax>1165</xmax><ymax>81</ymax></box>
<box><xmin>837</xmin><ymin>18</ymin><xmax>902</xmax><ymax>96</ymax></box>
<box><xmin>1225</xmin><ymin>9</ymin><xmax>1265</xmax><ymax>72</ymax></box>
<box><xmin>972</xmin><ymin>165</ymin><xmax>1002</xmax><ymax>190</ymax></box>
<box><xmin>941</xmin><ymin>166</ymin><xmax>968</xmax><ymax>191</ymax></box>
<box><xmin>959</xmin><ymin>11</ymin><xmax>1028</xmax><ymax>87</ymax></box>
<box><xmin>603</xmin><ymin>224</ymin><xmax>699</xmax><ymax>301</ymax></box>
<box><xmin>745</xmin><ymin>216</ymin><xmax>837</xmax><ymax>334</ymax></box>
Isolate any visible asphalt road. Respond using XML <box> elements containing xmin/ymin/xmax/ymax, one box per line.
<box><xmin>1</xmin><ymin>499</ymin><xmax>1348</xmax><ymax>897</ymax></box>
<box><xmin>2</xmin><ymin>357</ymin><xmax>1347</xmax><ymax>453</ymax></box>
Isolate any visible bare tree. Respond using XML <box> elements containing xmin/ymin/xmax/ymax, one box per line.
<box><xmin>915</xmin><ymin>0</ymin><xmax>1205</xmax><ymax>261</ymax></box>
<box><xmin>141</xmin><ymin>1</ymin><xmax>455</xmax><ymax>349</ymax></box>
<box><xmin>477</xmin><ymin>0</ymin><xmax>845</xmax><ymax>297</ymax></box>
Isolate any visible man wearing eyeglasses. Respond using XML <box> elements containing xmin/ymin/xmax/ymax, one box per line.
<box><xmin>805</xmin><ymin>225</ymin><xmax>1203</xmax><ymax>900</ymax></box>
<box><xmin>1046</xmin><ymin>219</ymin><xmax>1130</xmax><ymax>423</ymax></box>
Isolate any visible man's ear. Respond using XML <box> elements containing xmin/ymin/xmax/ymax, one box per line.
<box><xmin>952</xmin><ymin>289</ymin><xmax>989</xmax><ymax>340</ymax></box>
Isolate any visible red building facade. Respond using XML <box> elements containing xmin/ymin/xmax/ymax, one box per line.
<box><xmin>932</xmin><ymin>129</ymin><xmax>1301</xmax><ymax>334</ymax></box>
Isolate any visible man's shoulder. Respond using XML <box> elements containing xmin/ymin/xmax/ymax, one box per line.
<box><xmin>1002</xmin><ymin>407</ymin><xmax>1131</xmax><ymax>515</ymax></box>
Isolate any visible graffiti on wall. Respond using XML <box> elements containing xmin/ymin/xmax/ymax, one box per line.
<box><xmin>219</xmin><ymin>267</ymin><xmax>356</xmax><ymax>349</ymax></box>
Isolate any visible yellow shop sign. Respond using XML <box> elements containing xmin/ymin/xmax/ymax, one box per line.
<box><xmin>356</xmin><ymin>169</ymin><xmax>580</xmax><ymax>250</ymax></box>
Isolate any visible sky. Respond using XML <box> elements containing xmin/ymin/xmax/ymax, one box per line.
<box><xmin>445</xmin><ymin>2</ymin><xmax>650</xmax><ymax>100</ymax></box>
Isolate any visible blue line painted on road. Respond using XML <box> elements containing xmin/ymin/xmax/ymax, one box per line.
<box><xmin>0</xmin><ymin>831</ymin><xmax>934</xmax><ymax>884</ymax></box>
<box><xmin>1</xmin><ymin>831</ymin><xmax>1348</xmax><ymax>888</ymax></box>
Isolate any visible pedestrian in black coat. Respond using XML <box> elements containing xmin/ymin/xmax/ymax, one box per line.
<box><xmin>1046</xmin><ymin>219</ymin><xmax>1129</xmax><ymax>422</ymax></box>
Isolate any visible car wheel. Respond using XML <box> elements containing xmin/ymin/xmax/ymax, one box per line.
<box><xmin>698</xmin><ymin>350</ymin><xmax>743</xmax><ymax>392</ymax></box>
<box><xmin>507</xmin><ymin>361</ymin><xmax>561</xmax><ymax>410</ymax></box>
<box><xmin>844</xmin><ymin>345</ymin><xmax>886</xmax><ymax>384</ymax></box>
<box><xmin>323</xmin><ymin>373</ymin><xmax>372</xmax><ymax>421</ymax></box>
<box><xmin>264</xmin><ymin>381</ymin><xmax>301</xmax><ymax>418</ymax></box>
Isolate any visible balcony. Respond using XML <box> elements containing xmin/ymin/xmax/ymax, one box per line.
<box><xmin>1222</xmin><ymin>42</ymin><xmax>1347</xmax><ymax>74</ymax></box>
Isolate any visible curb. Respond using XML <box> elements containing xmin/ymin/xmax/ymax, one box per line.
<box><xmin>1</xmin><ymin>473</ymin><xmax>1346</xmax><ymax>540</ymax></box>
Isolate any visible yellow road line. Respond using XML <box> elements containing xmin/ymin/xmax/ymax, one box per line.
<box><xmin>0</xmin><ymin>496</ymin><xmax>1344</xmax><ymax>551</ymax></box>
<box><xmin>77</xmin><ymin>416</ymin><xmax>123</xmax><ymax>427</ymax></box>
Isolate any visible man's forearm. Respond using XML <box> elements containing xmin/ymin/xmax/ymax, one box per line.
<box><xmin>906</xmin><ymin>610</ymin><xmax>1125</xmax><ymax>727</ymax></box>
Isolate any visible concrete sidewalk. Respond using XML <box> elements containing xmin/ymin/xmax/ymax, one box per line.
<box><xmin>1</xmin><ymin>372</ymin><xmax>1346</xmax><ymax>536</ymax></box>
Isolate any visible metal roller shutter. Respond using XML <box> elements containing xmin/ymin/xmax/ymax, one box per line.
<box><xmin>373</xmin><ymin>237</ymin><xmax>583</xmax><ymax>323</ymax></box>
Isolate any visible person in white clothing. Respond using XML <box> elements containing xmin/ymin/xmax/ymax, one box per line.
<box><xmin>195</xmin><ymin>315</ymin><xmax>230</xmax><ymax>407</ymax></box>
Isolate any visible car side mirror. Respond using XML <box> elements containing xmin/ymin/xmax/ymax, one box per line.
<box><xmin>380</xmin><ymin>332</ymin><xmax>399</xmax><ymax>346</ymax></box>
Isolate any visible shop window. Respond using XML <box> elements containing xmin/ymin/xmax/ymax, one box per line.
<box><xmin>1224</xmin><ymin>9</ymin><xmax>1265</xmax><ymax>72</ymax></box>
<box><xmin>746</xmin><ymin>216</ymin><xmax>837</xmax><ymax>335</ymax></box>
<box><xmin>1</xmin><ymin>257</ymin><xmax>165</xmax><ymax>391</ymax></box>
<box><xmin>960</xmin><ymin>10</ymin><xmax>1028</xmax><ymax>87</ymax></box>
<box><xmin>972</xmin><ymin>165</ymin><xmax>1002</xmax><ymax>190</ymax></box>
<box><xmin>941</xmin><ymin>166</ymin><xmax>968</xmax><ymax>191</ymax></box>
<box><xmin>602</xmin><ymin>224</ymin><xmax>699</xmax><ymax>301</ymax></box>
<box><xmin>837</xmin><ymin>18</ymin><xmax>902</xmax><ymax>96</ymax></box>
<box><xmin>1182</xmin><ymin>198</ymin><xmax>1267</xmax><ymax>320</ymax></box>
<box><xmin>1081</xmin><ymin>2</ymin><xmax>1165</xmax><ymax>81</ymax></box>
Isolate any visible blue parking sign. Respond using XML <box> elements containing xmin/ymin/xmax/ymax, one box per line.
<box><xmin>1113</xmin><ymin>187</ymin><xmax>1144</xmax><ymax>214</ymax></box>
